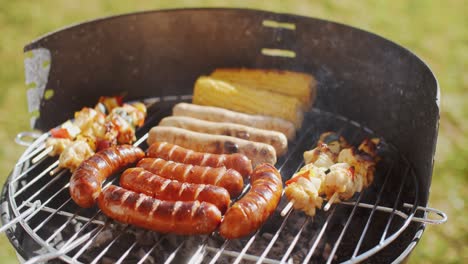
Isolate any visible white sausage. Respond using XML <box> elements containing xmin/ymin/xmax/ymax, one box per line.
<box><xmin>159</xmin><ymin>116</ymin><xmax>288</xmax><ymax>156</ymax></box>
<box><xmin>148</xmin><ymin>126</ymin><xmax>277</xmax><ymax>167</ymax></box>
<box><xmin>172</xmin><ymin>103</ymin><xmax>296</xmax><ymax>140</ymax></box>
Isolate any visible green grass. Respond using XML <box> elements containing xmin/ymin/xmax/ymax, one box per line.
<box><xmin>0</xmin><ymin>1</ymin><xmax>466</xmax><ymax>263</ymax></box>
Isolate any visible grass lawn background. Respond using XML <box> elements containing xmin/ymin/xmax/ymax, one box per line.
<box><xmin>0</xmin><ymin>1</ymin><xmax>466</xmax><ymax>263</ymax></box>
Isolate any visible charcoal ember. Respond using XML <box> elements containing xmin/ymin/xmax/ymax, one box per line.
<box><xmin>137</xmin><ymin>248</ymin><xmax>155</xmax><ymax>264</ymax></box>
<box><xmin>102</xmin><ymin>256</ymin><xmax>115</xmax><ymax>264</ymax></box>
<box><xmin>135</xmin><ymin>229</ymin><xmax>158</xmax><ymax>246</ymax></box>
<box><xmin>92</xmin><ymin>229</ymin><xmax>113</xmax><ymax>248</ymax></box>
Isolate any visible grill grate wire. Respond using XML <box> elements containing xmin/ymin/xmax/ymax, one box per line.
<box><xmin>2</xmin><ymin>96</ymin><xmax>444</xmax><ymax>263</ymax></box>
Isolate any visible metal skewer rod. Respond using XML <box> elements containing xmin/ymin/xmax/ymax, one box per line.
<box><xmin>281</xmin><ymin>200</ymin><xmax>295</xmax><ymax>217</ymax></box>
<box><xmin>32</xmin><ymin>146</ymin><xmax>53</xmax><ymax>164</ymax></box>
<box><xmin>16</xmin><ymin>143</ymin><xmax>45</xmax><ymax>165</ymax></box>
<box><xmin>49</xmin><ymin>166</ymin><xmax>62</xmax><ymax>176</ymax></box>
<box><xmin>323</xmin><ymin>192</ymin><xmax>339</xmax><ymax>211</ymax></box>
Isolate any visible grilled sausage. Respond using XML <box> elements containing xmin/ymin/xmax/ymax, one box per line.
<box><xmin>159</xmin><ymin>116</ymin><xmax>288</xmax><ymax>156</ymax></box>
<box><xmin>147</xmin><ymin>141</ymin><xmax>252</xmax><ymax>178</ymax></box>
<box><xmin>137</xmin><ymin>158</ymin><xmax>244</xmax><ymax>197</ymax></box>
<box><xmin>219</xmin><ymin>163</ymin><xmax>283</xmax><ymax>239</ymax></box>
<box><xmin>70</xmin><ymin>145</ymin><xmax>144</xmax><ymax>208</ymax></box>
<box><xmin>173</xmin><ymin>103</ymin><xmax>296</xmax><ymax>140</ymax></box>
<box><xmin>98</xmin><ymin>185</ymin><xmax>221</xmax><ymax>235</ymax></box>
<box><xmin>120</xmin><ymin>168</ymin><xmax>230</xmax><ymax>212</ymax></box>
<box><xmin>148</xmin><ymin>126</ymin><xmax>277</xmax><ymax>167</ymax></box>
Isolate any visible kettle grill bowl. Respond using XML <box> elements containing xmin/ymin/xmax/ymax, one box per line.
<box><xmin>5</xmin><ymin>8</ymin><xmax>439</xmax><ymax>263</ymax></box>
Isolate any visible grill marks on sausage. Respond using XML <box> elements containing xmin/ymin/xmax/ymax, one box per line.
<box><xmin>137</xmin><ymin>157</ymin><xmax>244</xmax><ymax>197</ymax></box>
<box><xmin>147</xmin><ymin>141</ymin><xmax>253</xmax><ymax>178</ymax></box>
<box><xmin>73</xmin><ymin>142</ymin><xmax>281</xmax><ymax>237</ymax></box>
<box><xmin>98</xmin><ymin>185</ymin><xmax>221</xmax><ymax>235</ymax></box>
<box><xmin>120</xmin><ymin>168</ymin><xmax>230</xmax><ymax>213</ymax></box>
<box><xmin>219</xmin><ymin>163</ymin><xmax>283</xmax><ymax>239</ymax></box>
<box><xmin>70</xmin><ymin>145</ymin><xmax>145</xmax><ymax>208</ymax></box>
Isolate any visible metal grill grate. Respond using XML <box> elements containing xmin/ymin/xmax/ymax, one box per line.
<box><xmin>1</xmin><ymin>96</ymin><xmax>446</xmax><ymax>263</ymax></box>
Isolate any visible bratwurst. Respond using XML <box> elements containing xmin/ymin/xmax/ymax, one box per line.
<box><xmin>137</xmin><ymin>158</ymin><xmax>244</xmax><ymax>197</ymax></box>
<box><xmin>70</xmin><ymin>145</ymin><xmax>144</xmax><ymax>208</ymax></box>
<box><xmin>98</xmin><ymin>185</ymin><xmax>221</xmax><ymax>235</ymax></box>
<box><xmin>148</xmin><ymin>126</ymin><xmax>277</xmax><ymax>167</ymax></box>
<box><xmin>147</xmin><ymin>141</ymin><xmax>253</xmax><ymax>178</ymax></box>
<box><xmin>172</xmin><ymin>103</ymin><xmax>296</xmax><ymax>140</ymax></box>
<box><xmin>158</xmin><ymin>116</ymin><xmax>288</xmax><ymax>156</ymax></box>
<box><xmin>120</xmin><ymin>168</ymin><xmax>230</xmax><ymax>213</ymax></box>
<box><xmin>219</xmin><ymin>163</ymin><xmax>283</xmax><ymax>239</ymax></box>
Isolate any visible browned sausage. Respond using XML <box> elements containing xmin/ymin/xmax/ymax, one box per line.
<box><xmin>98</xmin><ymin>185</ymin><xmax>221</xmax><ymax>235</ymax></box>
<box><xmin>147</xmin><ymin>126</ymin><xmax>277</xmax><ymax>167</ymax></box>
<box><xmin>70</xmin><ymin>145</ymin><xmax>145</xmax><ymax>208</ymax></box>
<box><xmin>219</xmin><ymin>163</ymin><xmax>283</xmax><ymax>239</ymax></box>
<box><xmin>120</xmin><ymin>168</ymin><xmax>230</xmax><ymax>213</ymax></box>
<box><xmin>158</xmin><ymin>116</ymin><xmax>288</xmax><ymax>156</ymax></box>
<box><xmin>147</xmin><ymin>141</ymin><xmax>252</xmax><ymax>178</ymax></box>
<box><xmin>137</xmin><ymin>158</ymin><xmax>244</xmax><ymax>197</ymax></box>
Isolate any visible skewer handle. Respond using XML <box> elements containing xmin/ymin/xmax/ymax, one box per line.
<box><xmin>50</xmin><ymin>166</ymin><xmax>63</xmax><ymax>176</ymax></box>
<box><xmin>32</xmin><ymin>146</ymin><xmax>53</xmax><ymax>164</ymax></box>
<box><xmin>324</xmin><ymin>192</ymin><xmax>339</xmax><ymax>211</ymax></box>
<box><xmin>281</xmin><ymin>201</ymin><xmax>295</xmax><ymax>217</ymax></box>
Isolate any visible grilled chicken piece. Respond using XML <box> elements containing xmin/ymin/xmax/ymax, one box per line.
<box><xmin>358</xmin><ymin>138</ymin><xmax>382</xmax><ymax>162</ymax></box>
<box><xmin>323</xmin><ymin>163</ymin><xmax>363</xmax><ymax>201</ymax></box>
<box><xmin>304</xmin><ymin>143</ymin><xmax>336</xmax><ymax>166</ymax></box>
<box><xmin>46</xmin><ymin>138</ymin><xmax>72</xmax><ymax>156</ymax></box>
<box><xmin>58</xmin><ymin>140</ymin><xmax>94</xmax><ymax>172</ymax></box>
<box><xmin>317</xmin><ymin>132</ymin><xmax>350</xmax><ymax>154</ymax></box>
<box><xmin>285</xmin><ymin>179</ymin><xmax>323</xmax><ymax>217</ymax></box>
<box><xmin>285</xmin><ymin>164</ymin><xmax>327</xmax><ymax>216</ymax></box>
<box><xmin>74</xmin><ymin>108</ymin><xmax>106</xmax><ymax>137</ymax></box>
<box><xmin>337</xmin><ymin>148</ymin><xmax>375</xmax><ymax>188</ymax></box>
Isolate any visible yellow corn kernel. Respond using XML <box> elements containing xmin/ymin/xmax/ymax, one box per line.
<box><xmin>211</xmin><ymin>68</ymin><xmax>316</xmax><ymax>109</ymax></box>
<box><xmin>193</xmin><ymin>76</ymin><xmax>303</xmax><ymax>128</ymax></box>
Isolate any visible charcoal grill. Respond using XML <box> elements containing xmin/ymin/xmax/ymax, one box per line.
<box><xmin>1</xmin><ymin>8</ymin><xmax>446</xmax><ymax>263</ymax></box>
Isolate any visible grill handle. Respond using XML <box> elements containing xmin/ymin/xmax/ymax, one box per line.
<box><xmin>403</xmin><ymin>203</ymin><xmax>448</xmax><ymax>225</ymax></box>
<box><xmin>15</xmin><ymin>131</ymin><xmax>43</xmax><ymax>147</ymax></box>
<box><xmin>340</xmin><ymin>201</ymin><xmax>447</xmax><ymax>225</ymax></box>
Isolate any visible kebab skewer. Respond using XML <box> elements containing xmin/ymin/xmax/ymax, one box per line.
<box><xmin>34</xmin><ymin>96</ymin><xmax>147</xmax><ymax>173</ymax></box>
<box><xmin>283</xmin><ymin>132</ymin><xmax>380</xmax><ymax>217</ymax></box>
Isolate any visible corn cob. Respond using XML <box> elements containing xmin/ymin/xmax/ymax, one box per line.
<box><xmin>211</xmin><ymin>68</ymin><xmax>316</xmax><ymax>109</ymax></box>
<box><xmin>193</xmin><ymin>76</ymin><xmax>304</xmax><ymax>128</ymax></box>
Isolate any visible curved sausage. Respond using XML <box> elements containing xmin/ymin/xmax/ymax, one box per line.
<box><xmin>120</xmin><ymin>168</ymin><xmax>230</xmax><ymax>213</ymax></box>
<box><xmin>219</xmin><ymin>163</ymin><xmax>283</xmax><ymax>239</ymax></box>
<box><xmin>173</xmin><ymin>103</ymin><xmax>296</xmax><ymax>140</ymax></box>
<box><xmin>98</xmin><ymin>185</ymin><xmax>221</xmax><ymax>235</ymax></box>
<box><xmin>159</xmin><ymin>116</ymin><xmax>288</xmax><ymax>156</ymax></box>
<box><xmin>137</xmin><ymin>158</ymin><xmax>244</xmax><ymax>197</ymax></box>
<box><xmin>70</xmin><ymin>145</ymin><xmax>145</xmax><ymax>208</ymax></box>
<box><xmin>147</xmin><ymin>141</ymin><xmax>253</xmax><ymax>178</ymax></box>
<box><xmin>148</xmin><ymin>126</ymin><xmax>277</xmax><ymax>167</ymax></box>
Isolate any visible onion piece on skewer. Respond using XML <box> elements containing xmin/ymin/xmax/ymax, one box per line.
<box><xmin>283</xmin><ymin>131</ymin><xmax>380</xmax><ymax>217</ymax></box>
